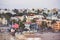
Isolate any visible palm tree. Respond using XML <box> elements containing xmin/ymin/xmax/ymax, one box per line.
<box><xmin>43</xmin><ymin>12</ymin><xmax>48</xmax><ymax>18</ymax></box>
<box><xmin>36</xmin><ymin>9</ymin><xmax>40</xmax><ymax>15</ymax></box>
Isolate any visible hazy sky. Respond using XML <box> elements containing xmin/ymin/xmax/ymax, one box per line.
<box><xmin>0</xmin><ymin>0</ymin><xmax>59</xmax><ymax>9</ymax></box>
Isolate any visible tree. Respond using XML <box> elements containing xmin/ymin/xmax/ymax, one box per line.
<box><xmin>12</xmin><ymin>9</ymin><xmax>19</xmax><ymax>14</ymax></box>
<box><xmin>4</xmin><ymin>13</ymin><xmax>12</xmax><ymax>20</ymax></box>
<box><xmin>43</xmin><ymin>12</ymin><xmax>48</xmax><ymax>17</ymax></box>
<box><xmin>32</xmin><ymin>8</ymin><xmax>35</xmax><ymax>11</ymax></box>
<box><xmin>4</xmin><ymin>9</ymin><xmax>7</xmax><ymax>11</ymax></box>
<box><xmin>36</xmin><ymin>9</ymin><xmax>40</xmax><ymax>15</ymax></box>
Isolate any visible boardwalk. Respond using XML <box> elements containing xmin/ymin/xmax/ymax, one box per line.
<box><xmin>15</xmin><ymin>32</ymin><xmax>60</xmax><ymax>40</ymax></box>
<box><xmin>0</xmin><ymin>33</ymin><xmax>11</xmax><ymax>40</ymax></box>
<box><xmin>0</xmin><ymin>32</ymin><xmax>60</xmax><ymax>40</ymax></box>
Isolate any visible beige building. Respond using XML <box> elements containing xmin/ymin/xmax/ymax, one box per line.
<box><xmin>0</xmin><ymin>18</ymin><xmax>7</xmax><ymax>25</ymax></box>
<box><xmin>2</xmin><ymin>18</ymin><xmax>7</xmax><ymax>25</ymax></box>
<box><xmin>26</xmin><ymin>15</ymin><xmax>44</xmax><ymax>22</ymax></box>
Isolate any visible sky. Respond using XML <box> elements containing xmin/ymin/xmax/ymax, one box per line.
<box><xmin>0</xmin><ymin>0</ymin><xmax>60</xmax><ymax>9</ymax></box>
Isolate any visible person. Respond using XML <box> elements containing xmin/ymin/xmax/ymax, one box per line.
<box><xmin>41</xmin><ymin>21</ymin><xmax>47</xmax><ymax>32</ymax></box>
<box><xmin>11</xmin><ymin>22</ymin><xmax>19</xmax><ymax>35</ymax></box>
<box><xmin>47</xmin><ymin>22</ymin><xmax>52</xmax><ymax>31</ymax></box>
<box><xmin>12</xmin><ymin>22</ymin><xmax>19</xmax><ymax>31</ymax></box>
<box><xmin>19</xmin><ymin>22</ymin><xmax>25</xmax><ymax>34</ymax></box>
<box><xmin>10</xmin><ymin>28</ymin><xmax>16</xmax><ymax>36</ymax></box>
<box><xmin>30</xmin><ymin>23</ymin><xmax>39</xmax><ymax>32</ymax></box>
<box><xmin>24</xmin><ymin>23</ymin><xmax>30</xmax><ymax>32</ymax></box>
